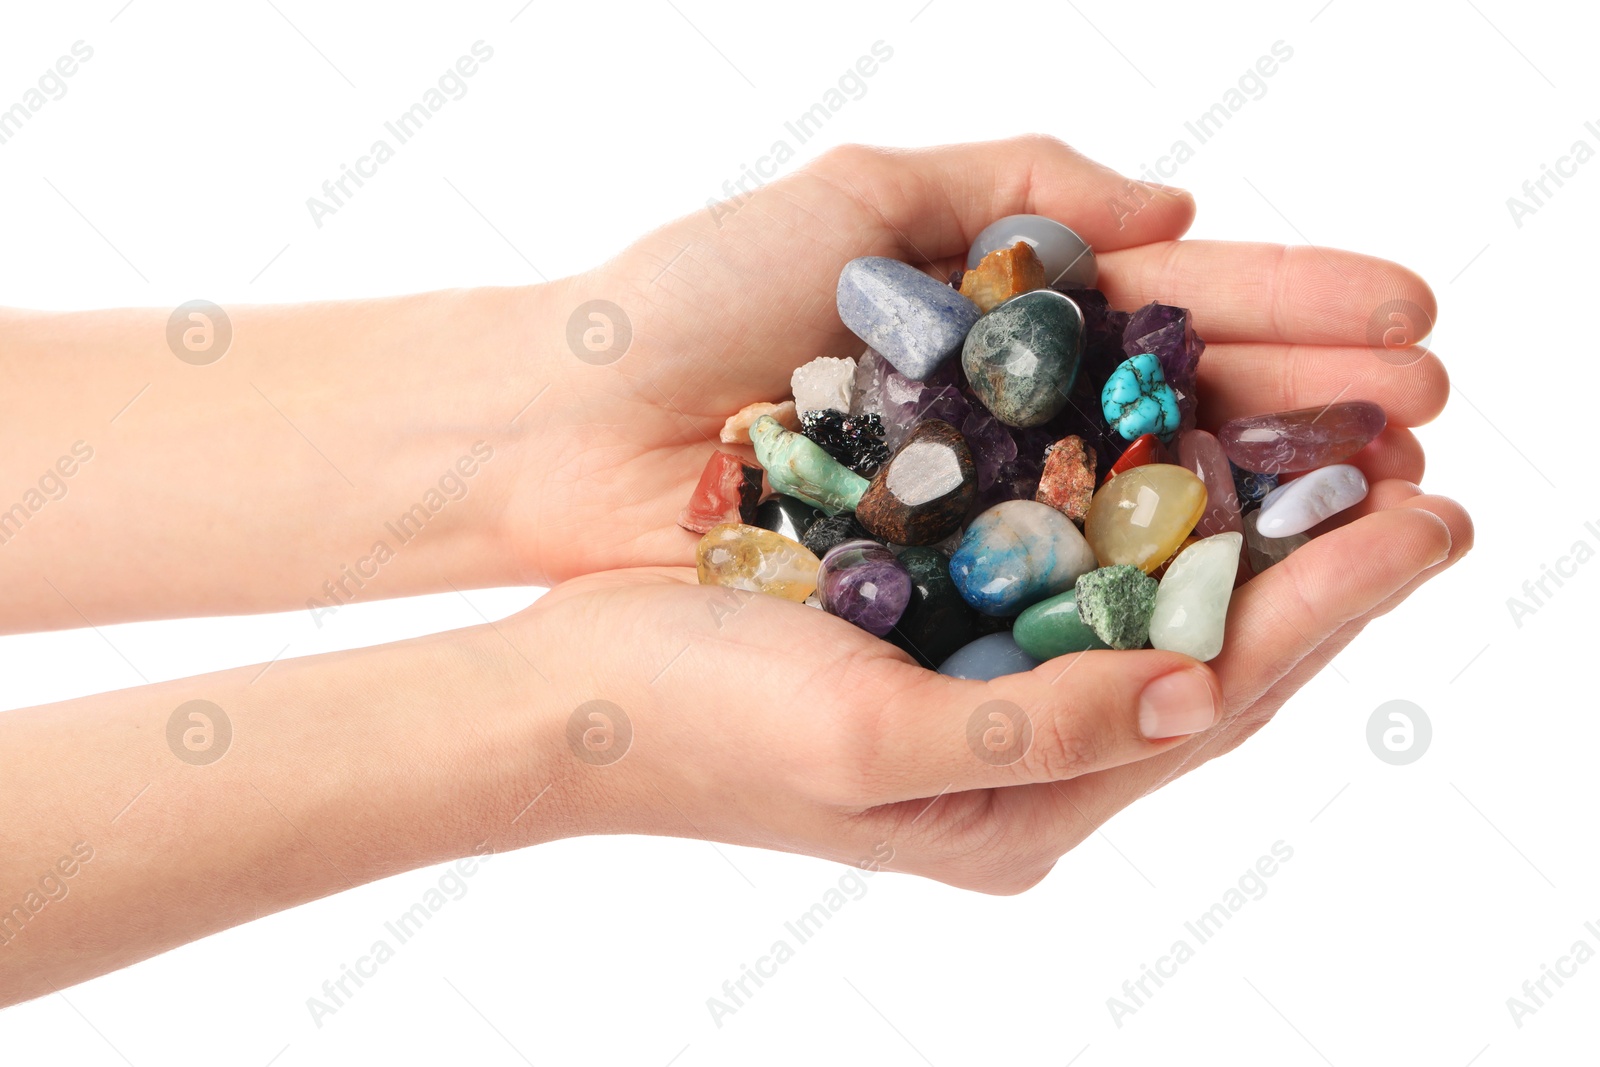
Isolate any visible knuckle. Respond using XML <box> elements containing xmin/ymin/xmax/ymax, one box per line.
<box><xmin>1020</xmin><ymin>707</ymin><xmax>1105</xmax><ymax>782</ymax></box>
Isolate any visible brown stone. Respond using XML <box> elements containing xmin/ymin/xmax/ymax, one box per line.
<box><xmin>959</xmin><ymin>241</ymin><xmax>1046</xmax><ymax>312</ymax></box>
<box><xmin>855</xmin><ymin>420</ymin><xmax>976</xmax><ymax>545</ymax></box>
<box><xmin>1035</xmin><ymin>435</ymin><xmax>1097</xmax><ymax>525</ymax></box>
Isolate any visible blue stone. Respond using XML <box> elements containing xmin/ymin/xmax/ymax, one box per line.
<box><xmin>1101</xmin><ymin>353</ymin><xmax>1179</xmax><ymax>440</ymax></box>
<box><xmin>967</xmin><ymin>214</ymin><xmax>1097</xmax><ymax>288</ymax></box>
<box><xmin>937</xmin><ymin>633</ymin><xmax>1042</xmax><ymax>680</ymax></box>
<box><xmin>836</xmin><ymin>257</ymin><xmax>981</xmax><ymax>381</ymax></box>
<box><xmin>1229</xmin><ymin>461</ymin><xmax>1279</xmax><ymax>510</ymax></box>
<box><xmin>948</xmin><ymin>500</ymin><xmax>1098</xmax><ymax>617</ymax></box>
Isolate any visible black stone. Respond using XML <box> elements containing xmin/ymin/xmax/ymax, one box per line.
<box><xmin>800</xmin><ymin>512</ymin><xmax>872</xmax><ymax>557</ymax></box>
<box><xmin>889</xmin><ymin>547</ymin><xmax>978</xmax><ymax>669</ymax></box>
<box><xmin>753</xmin><ymin>494</ymin><xmax>822</xmax><ymax>543</ymax></box>
<box><xmin>799</xmin><ymin>408</ymin><xmax>890</xmax><ymax>477</ymax></box>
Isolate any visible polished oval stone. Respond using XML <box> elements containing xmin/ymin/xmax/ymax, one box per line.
<box><xmin>949</xmin><ymin>499</ymin><xmax>1098</xmax><ymax>616</ymax></box>
<box><xmin>836</xmin><ymin>257</ymin><xmax>982</xmax><ymax>381</ymax></box>
<box><xmin>1243</xmin><ymin>510</ymin><xmax>1310</xmax><ymax>573</ymax></box>
<box><xmin>752</xmin><ymin>494</ymin><xmax>822</xmax><ymax>543</ymax></box>
<box><xmin>1074</xmin><ymin>565</ymin><xmax>1159</xmax><ymax>650</ymax></box>
<box><xmin>677</xmin><ymin>451</ymin><xmax>763</xmax><ymax>534</ymax></box>
<box><xmin>817</xmin><ymin>539</ymin><xmax>913</xmax><ymax>636</ymax></box>
<box><xmin>1217</xmin><ymin>401</ymin><xmax>1386</xmax><ymax>474</ymax></box>
<box><xmin>1084</xmin><ymin>464</ymin><xmax>1208</xmax><ymax>574</ymax></box>
<box><xmin>1176</xmin><ymin>430</ymin><xmax>1243</xmax><ymax>538</ymax></box>
<box><xmin>1013</xmin><ymin>588</ymin><xmax>1111</xmax><ymax>660</ymax></box>
<box><xmin>961</xmin><ymin>288</ymin><xmax>1085</xmax><ymax>428</ymax></box>
<box><xmin>888</xmin><ymin>546</ymin><xmax>977</xmax><ymax>668</ymax></box>
<box><xmin>937</xmin><ymin>632</ymin><xmax>1042</xmax><ymax>680</ymax></box>
<box><xmin>750</xmin><ymin>414</ymin><xmax>868</xmax><ymax>515</ymax></box>
<box><xmin>966</xmin><ymin>214</ymin><xmax>1097</xmax><ymax>288</ymax></box>
<box><xmin>1256</xmin><ymin>464</ymin><xmax>1368</xmax><ymax>537</ymax></box>
<box><xmin>856</xmin><ymin>420</ymin><xmax>976</xmax><ymax>546</ymax></box>
<box><xmin>1149</xmin><ymin>532</ymin><xmax>1243</xmax><ymax>661</ymax></box>
<box><xmin>1102</xmin><ymin>353</ymin><xmax>1180</xmax><ymax>441</ymax></box>
<box><xmin>695</xmin><ymin>523</ymin><xmax>820</xmax><ymax>602</ymax></box>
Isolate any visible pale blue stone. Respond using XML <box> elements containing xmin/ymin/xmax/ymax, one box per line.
<box><xmin>937</xmin><ymin>633</ymin><xmax>1042</xmax><ymax>680</ymax></box>
<box><xmin>1102</xmin><ymin>353</ymin><xmax>1180</xmax><ymax>440</ymax></box>
<box><xmin>1256</xmin><ymin>464</ymin><xmax>1369</xmax><ymax>537</ymax></box>
<box><xmin>966</xmin><ymin>214</ymin><xmax>1097</xmax><ymax>288</ymax></box>
<box><xmin>836</xmin><ymin>257</ymin><xmax>981</xmax><ymax>381</ymax></box>
<box><xmin>948</xmin><ymin>500</ymin><xmax>1097</xmax><ymax>616</ymax></box>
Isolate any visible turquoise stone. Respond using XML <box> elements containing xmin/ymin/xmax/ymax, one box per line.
<box><xmin>1074</xmin><ymin>565</ymin><xmax>1159</xmax><ymax>650</ymax></box>
<box><xmin>937</xmin><ymin>632</ymin><xmax>1042</xmax><ymax>680</ymax></box>
<box><xmin>948</xmin><ymin>499</ymin><xmax>1098</xmax><ymax>616</ymax></box>
<box><xmin>960</xmin><ymin>289</ymin><xmax>1085</xmax><ymax>428</ymax></box>
<box><xmin>749</xmin><ymin>415</ymin><xmax>868</xmax><ymax>515</ymax></box>
<box><xmin>1012</xmin><ymin>588</ymin><xmax>1111</xmax><ymax>660</ymax></box>
<box><xmin>1102</xmin><ymin>353</ymin><xmax>1180</xmax><ymax>441</ymax></box>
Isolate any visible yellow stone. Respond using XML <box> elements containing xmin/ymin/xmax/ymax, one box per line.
<box><xmin>1084</xmin><ymin>463</ymin><xmax>1207</xmax><ymax>574</ymax></box>
<box><xmin>695</xmin><ymin>523</ymin><xmax>820</xmax><ymax>601</ymax></box>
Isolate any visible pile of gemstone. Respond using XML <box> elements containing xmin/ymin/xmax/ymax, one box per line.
<box><xmin>679</xmin><ymin>215</ymin><xmax>1384</xmax><ymax>680</ymax></box>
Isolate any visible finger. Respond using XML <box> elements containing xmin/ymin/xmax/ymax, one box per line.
<box><xmin>808</xmin><ymin>135</ymin><xmax>1198</xmax><ymax>264</ymax></box>
<box><xmin>867</xmin><ymin>650</ymin><xmax>1222</xmax><ymax>801</ymax></box>
<box><xmin>1196</xmin><ymin>343</ymin><xmax>1449</xmax><ymax>428</ymax></box>
<box><xmin>1098</xmin><ymin>240</ymin><xmax>1437</xmax><ymax>346</ymax></box>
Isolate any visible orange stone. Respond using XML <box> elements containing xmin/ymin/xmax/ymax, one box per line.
<box><xmin>959</xmin><ymin>241</ymin><xmax>1046</xmax><ymax>312</ymax></box>
<box><xmin>1104</xmin><ymin>433</ymin><xmax>1174</xmax><ymax>483</ymax></box>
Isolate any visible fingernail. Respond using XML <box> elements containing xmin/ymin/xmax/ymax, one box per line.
<box><xmin>1138</xmin><ymin>669</ymin><xmax>1218</xmax><ymax>740</ymax></box>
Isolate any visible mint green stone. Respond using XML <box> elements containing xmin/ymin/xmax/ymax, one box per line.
<box><xmin>1013</xmin><ymin>589</ymin><xmax>1112</xmax><ymax>660</ymax></box>
<box><xmin>1074</xmin><ymin>565</ymin><xmax>1158</xmax><ymax>650</ymax></box>
<box><xmin>750</xmin><ymin>415</ymin><xmax>868</xmax><ymax>515</ymax></box>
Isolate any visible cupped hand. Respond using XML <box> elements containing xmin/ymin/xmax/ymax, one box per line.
<box><xmin>505</xmin><ymin>134</ymin><xmax>1453</xmax><ymax>588</ymax></box>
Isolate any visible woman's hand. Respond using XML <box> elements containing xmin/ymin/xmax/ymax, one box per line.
<box><xmin>505</xmin><ymin>134</ymin><xmax>1453</xmax><ymax>590</ymax></box>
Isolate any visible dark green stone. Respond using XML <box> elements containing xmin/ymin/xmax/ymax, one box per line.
<box><xmin>888</xmin><ymin>547</ymin><xmax>977</xmax><ymax>669</ymax></box>
<box><xmin>1013</xmin><ymin>589</ymin><xmax>1112</xmax><ymax>660</ymax></box>
<box><xmin>753</xmin><ymin>494</ymin><xmax>822</xmax><ymax>543</ymax></box>
<box><xmin>1073</xmin><ymin>565</ymin><xmax>1158</xmax><ymax>651</ymax></box>
<box><xmin>960</xmin><ymin>289</ymin><xmax>1085</xmax><ymax>428</ymax></box>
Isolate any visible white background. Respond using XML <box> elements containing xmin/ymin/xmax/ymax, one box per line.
<box><xmin>0</xmin><ymin>0</ymin><xmax>1592</xmax><ymax>1063</ymax></box>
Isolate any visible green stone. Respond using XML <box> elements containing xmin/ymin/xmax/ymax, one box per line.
<box><xmin>750</xmin><ymin>415</ymin><xmax>868</xmax><ymax>515</ymax></box>
<box><xmin>888</xmin><ymin>546</ymin><xmax>977</xmax><ymax>669</ymax></box>
<box><xmin>1073</xmin><ymin>565</ymin><xmax>1158</xmax><ymax>651</ymax></box>
<box><xmin>960</xmin><ymin>288</ymin><xmax>1085</xmax><ymax>427</ymax></box>
<box><xmin>1012</xmin><ymin>588</ymin><xmax>1112</xmax><ymax>660</ymax></box>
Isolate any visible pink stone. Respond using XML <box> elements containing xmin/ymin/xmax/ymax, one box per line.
<box><xmin>678</xmin><ymin>451</ymin><xmax>763</xmax><ymax>533</ymax></box>
<box><xmin>1176</xmin><ymin>429</ymin><xmax>1243</xmax><ymax>539</ymax></box>
<box><xmin>1034</xmin><ymin>435</ymin><xmax>1097</xmax><ymax>525</ymax></box>
<box><xmin>1217</xmin><ymin>401</ymin><xmax>1386</xmax><ymax>475</ymax></box>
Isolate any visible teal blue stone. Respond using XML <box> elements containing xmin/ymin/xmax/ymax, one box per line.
<box><xmin>1102</xmin><ymin>353</ymin><xmax>1180</xmax><ymax>441</ymax></box>
<box><xmin>960</xmin><ymin>289</ymin><xmax>1085</xmax><ymax>428</ymax></box>
<box><xmin>937</xmin><ymin>633</ymin><xmax>1042</xmax><ymax>680</ymax></box>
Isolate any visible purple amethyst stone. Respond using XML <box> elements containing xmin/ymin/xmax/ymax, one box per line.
<box><xmin>1122</xmin><ymin>302</ymin><xmax>1205</xmax><ymax>434</ymax></box>
<box><xmin>817</xmin><ymin>539</ymin><xmax>914</xmax><ymax>636</ymax></box>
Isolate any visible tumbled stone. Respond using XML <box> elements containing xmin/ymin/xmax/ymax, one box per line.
<box><xmin>1105</xmin><ymin>433</ymin><xmax>1175</xmax><ymax>481</ymax></box>
<box><xmin>1102</xmin><ymin>353</ymin><xmax>1180</xmax><ymax>441</ymax></box>
<box><xmin>800</xmin><ymin>408</ymin><xmax>890</xmax><ymax>476</ymax></box>
<box><xmin>791</xmin><ymin>356</ymin><xmax>858</xmax><ymax>416</ymax></box>
<box><xmin>1243</xmin><ymin>510</ymin><xmax>1310</xmax><ymax>573</ymax></box>
<box><xmin>677</xmin><ymin>451</ymin><xmax>763</xmax><ymax>534</ymax></box>
<box><xmin>967</xmin><ymin>214</ymin><xmax>1097</xmax><ymax>289</ymax></box>
<box><xmin>1084</xmin><ymin>463</ymin><xmax>1208</xmax><ymax>574</ymax></box>
<box><xmin>753</xmin><ymin>494</ymin><xmax>822</xmax><ymax>543</ymax></box>
<box><xmin>959</xmin><ymin>241</ymin><xmax>1046</xmax><ymax>312</ymax></box>
<box><xmin>695</xmin><ymin>523</ymin><xmax>820</xmax><ymax>602</ymax></box>
<box><xmin>856</xmin><ymin>420</ymin><xmax>976</xmax><ymax>546</ymax></box>
<box><xmin>750</xmin><ymin>414</ymin><xmax>868</xmax><ymax>515</ymax></box>
<box><xmin>1074</xmin><ymin>565</ymin><xmax>1159</xmax><ymax>650</ymax></box>
<box><xmin>1176</xmin><ymin>430</ymin><xmax>1243</xmax><ymax>538</ymax></box>
<box><xmin>962</xmin><ymin>288</ymin><xmax>1085</xmax><ymax>428</ymax></box>
<box><xmin>1257</xmin><ymin>464</ymin><xmax>1368</xmax><ymax>537</ymax></box>
<box><xmin>852</xmin><ymin>349</ymin><xmax>971</xmax><ymax>452</ymax></box>
<box><xmin>1148</xmin><ymin>533</ymin><xmax>1242</xmax><ymax>661</ymax></box>
<box><xmin>1217</xmin><ymin>401</ymin><xmax>1386</xmax><ymax>474</ymax></box>
<box><xmin>800</xmin><ymin>511</ymin><xmax>871</xmax><ymax>557</ymax></box>
<box><xmin>720</xmin><ymin>400</ymin><xmax>800</xmax><ymax>444</ymax></box>
<box><xmin>888</xmin><ymin>546</ymin><xmax>978</xmax><ymax>669</ymax></box>
<box><xmin>1230</xmin><ymin>461</ymin><xmax>1279</xmax><ymax>511</ymax></box>
<box><xmin>949</xmin><ymin>499</ymin><xmax>1098</xmax><ymax>616</ymax></box>
<box><xmin>1123</xmin><ymin>303</ymin><xmax>1204</xmax><ymax>433</ymax></box>
<box><xmin>1150</xmin><ymin>534</ymin><xmax>1200</xmax><ymax>581</ymax></box>
<box><xmin>1035</xmin><ymin>435</ymin><xmax>1097</xmax><ymax>524</ymax></box>
<box><xmin>837</xmin><ymin>258</ymin><xmax>982</xmax><ymax>381</ymax></box>
<box><xmin>1012</xmin><ymin>588</ymin><xmax>1111</xmax><ymax>660</ymax></box>
<box><xmin>817</xmin><ymin>539</ymin><xmax>913</xmax><ymax>636</ymax></box>
<box><xmin>937</xmin><ymin>632</ymin><xmax>1042</xmax><ymax>680</ymax></box>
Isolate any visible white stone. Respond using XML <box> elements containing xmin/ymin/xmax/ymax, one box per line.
<box><xmin>1257</xmin><ymin>464</ymin><xmax>1368</xmax><ymax>538</ymax></box>
<box><xmin>1149</xmin><ymin>532</ymin><xmax>1242</xmax><ymax>661</ymax></box>
<box><xmin>790</xmin><ymin>356</ymin><xmax>857</xmax><ymax>416</ymax></box>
